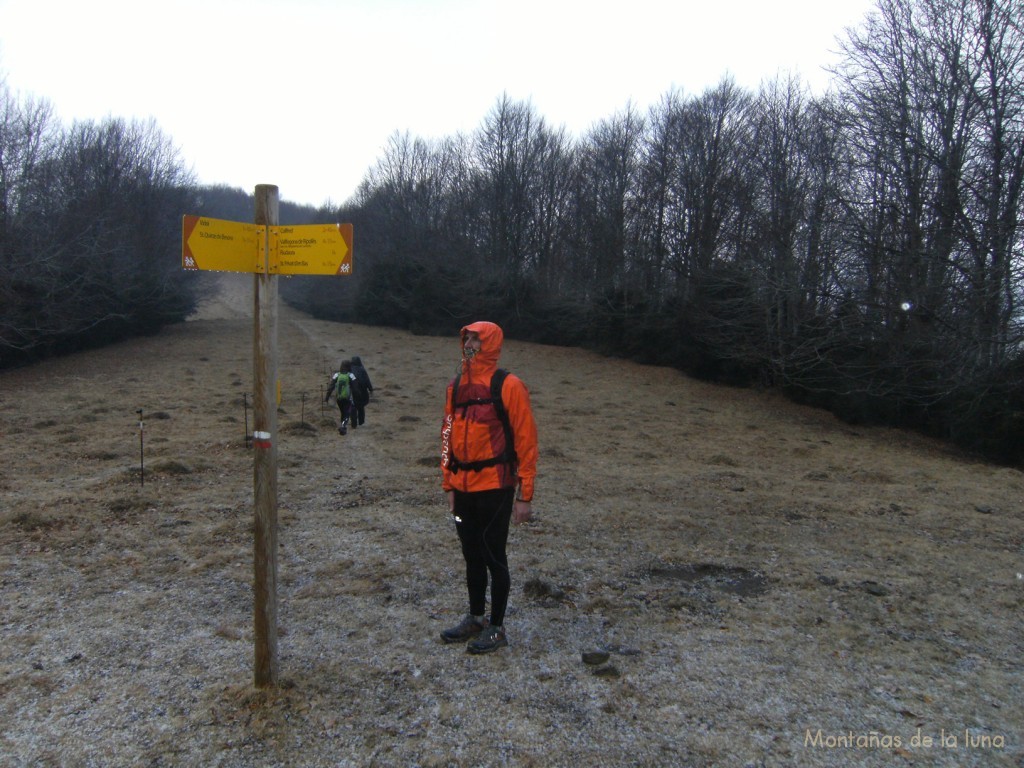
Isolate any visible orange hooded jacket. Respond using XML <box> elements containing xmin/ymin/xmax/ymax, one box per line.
<box><xmin>441</xmin><ymin>321</ymin><xmax>538</xmax><ymax>501</ymax></box>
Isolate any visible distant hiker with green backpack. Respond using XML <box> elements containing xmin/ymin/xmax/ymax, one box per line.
<box><xmin>325</xmin><ymin>360</ymin><xmax>355</xmax><ymax>435</ymax></box>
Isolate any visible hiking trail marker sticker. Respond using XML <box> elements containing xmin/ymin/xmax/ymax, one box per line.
<box><xmin>182</xmin><ymin>216</ymin><xmax>353</xmax><ymax>275</ymax></box>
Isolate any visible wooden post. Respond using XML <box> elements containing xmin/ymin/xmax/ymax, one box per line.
<box><xmin>137</xmin><ymin>409</ymin><xmax>145</xmax><ymax>486</ymax></box>
<box><xmin>252</xmin><ymin>184</ymin><xmax>280</xmax><ymax>687</ymax></box>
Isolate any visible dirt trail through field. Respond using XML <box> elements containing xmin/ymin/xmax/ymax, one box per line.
<box><xmin>1</xmin><ymin>272</ymin><xmax>1021</xmax><ymax>767</ymax></box>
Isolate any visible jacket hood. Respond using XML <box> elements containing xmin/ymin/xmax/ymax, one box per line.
<box><xmin>461</xmin><ymin>321</ymin><xmax>503</xmax><ymax>376</ymax></box>
<box><xmin>351</xmin><ymin>355</ymin><xmax>363</xmax><ymax>366</ymax></box>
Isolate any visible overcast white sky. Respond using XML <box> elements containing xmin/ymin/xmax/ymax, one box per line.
<box><xmin>0</xmin><ymin>0</ymin><xmax>876</xmax><ymax>209</ymax></box>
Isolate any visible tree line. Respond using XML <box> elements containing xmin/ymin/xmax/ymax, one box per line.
<box><xmin>0</xmin><ymin>86</ymin><xmax>204</xmax><ymax>367</ymax></box>
<box><xmin>0</xmin><ymin>82</ymin><xmax>321</xmax><ymax>369</ymax></box>
<box><xmin>284</xmin><ymin>0</ymin><xmax>1024</xmax><ymax>464</ymax></box>
<box><xmin>2</xmin><ymin>0</ymin><xmax>1021</xmax><ymax>463</ymax></box>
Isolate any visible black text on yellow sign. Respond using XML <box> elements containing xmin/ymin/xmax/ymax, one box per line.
<box><xmin>182</xmin><ymin>216</ymin><xmax>353</xmax><ymax>275</ymax></box>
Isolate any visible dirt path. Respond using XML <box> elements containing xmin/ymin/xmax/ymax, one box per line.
<box><xmin>1</xmin><ymin>273</ymin><xmax>1021</xmax><ymax>767</ymax></box>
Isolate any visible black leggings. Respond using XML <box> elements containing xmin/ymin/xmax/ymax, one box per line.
<box><xmin>453</xmin><ymin>487</ymin><xmax>514</xmax><ymax>627</ymax></box>
<box><xmin>336</xmin><ymin>400</ymin><xmax>351</xmax><ymax>423</ymax></box>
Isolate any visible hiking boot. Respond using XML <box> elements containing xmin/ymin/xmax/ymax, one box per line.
<box><xmin>440</xmin><ymin>614</ymin><xmax>487</xmax><ymax>644</ymax></box>
<box><xmin>466</xmin><ymin>624</ymin><xmax>508</xmax><ymax>654</ymax></box>
<box><xmin>338</xmin><ymin>425</ymin><xmax>347</xmax><ymax>435</ymax></box>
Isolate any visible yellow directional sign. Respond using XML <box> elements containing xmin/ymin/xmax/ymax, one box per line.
<box><xmin>182</xmin><ymin>215</ymin><xmax>263</xmax><ymax>273</ymax></box>
<box><xmin>270</xmin><ymin>223</ymin><xmax>354</xmax><ymax>275</ymax></box>
<box><xmin>182</xmin><ymin>216</ymin><xmax>353</xmax><ymax>274</ymax></box>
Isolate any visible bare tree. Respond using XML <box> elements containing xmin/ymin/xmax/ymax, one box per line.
<box><xmin>1</xmin><ymin>110</ymin><xmax>197</xmax><ymax>366</ymax></box>
<box><xmin>833</xmin><ymin>0</ymin><xmax>1024</xmax><ymax>399</ymax></box>
<box><xmin>567</xmin><ymin>104</ymin><xmax>645</xmax><ymax>299</ymax></box>
<box><xmin>958</xmin><ymin>0</ymin><xmax>1024</xmax><ymax>363</ymax></box>
<box><xmin>469</xmin><ymin>94</ymin><xmax>574</xmax><ymax>321</ymax></box>
<box><xmin>653</xmin><ymin>78</ymin><xmax>753</xmax><ymax>296</ymax></box>
<box><xmin>633</xmin><ymin>90</ymin><xmax>685</xmax><ymax>302</ymax></box>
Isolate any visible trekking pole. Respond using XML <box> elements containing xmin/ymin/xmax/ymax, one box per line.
<box><xmin>301</xmin><ymin>392</ymin><xmax>307</xmax><ymax>426</ymax></box>
<box><xmin>320</xmin><ymin>385</ymin><xmax>324</xmax><ymax>419</ymax></box>
<box><xmin>244</xmin><ymin>392</ymin><xmax>252</xmax><ymax>449</ymax></box>
<box><xmin>136</xmin><ymin>409</ymin><xmax>145</xmax><ymax>486</ymax></box>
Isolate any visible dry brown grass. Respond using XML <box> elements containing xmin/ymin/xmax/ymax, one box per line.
<box><xmin>0</xmin><ymin>273</ymin><xmax>1021</xmax><ymax>767</ymax></box>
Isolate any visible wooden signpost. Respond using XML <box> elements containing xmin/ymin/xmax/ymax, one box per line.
<box><xmin>182</xmin><ymin>186</ymin><xmax>353</xmax><ymax>687</ymax></box>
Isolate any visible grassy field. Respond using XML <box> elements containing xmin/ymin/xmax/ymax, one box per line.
<box><xmin>1</xmin><ymin>273</ymin><xmax>1021</xmax><ymax>767</ymax></box>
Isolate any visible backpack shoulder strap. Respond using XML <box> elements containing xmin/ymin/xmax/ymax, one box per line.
<box><xmin>489</xmin><ymin>368</ymin><xmax>508</xmax><ymax>418</ymax></box>
<box><xmin>491</xmin><ymin>368</ymin><xmax>508</xmax><ymax>398</ymax></box>
<box><xmin>449</xmin><ymin>374</ymin><xmax>461</xmax><ymax>412</ymax></box>
<box><xmin>491</xmin><ymin>369</ymin><xmax>516</xmax><ymax>464</ymax></box>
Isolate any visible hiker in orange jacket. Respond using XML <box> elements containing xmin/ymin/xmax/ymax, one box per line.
<box><xmin>440</xmin><ymin>321</ymin><xmax>538</xmax><ymax>654</ymax></box>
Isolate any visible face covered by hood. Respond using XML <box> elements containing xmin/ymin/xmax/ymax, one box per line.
<box><xmin>461</xmin><ymin>321</ymin><xmax>503</xmax><ymax>378</ymax></box>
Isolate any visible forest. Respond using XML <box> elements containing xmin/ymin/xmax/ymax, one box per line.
<box><xmin>2</xmin><ymin>0</ymin><xmax>1022</xmax><ymax>463</ymax></box>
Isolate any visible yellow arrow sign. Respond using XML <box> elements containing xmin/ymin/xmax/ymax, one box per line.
<box><xmin>182</xmin><ymin>215</ymin><xmax>264</xmax><ymax>273</ymax></box>
<box><xmin>271</xmin><ymin>223</ymin><xmax>353</xmax><ymax>275</ymax></box>
<box><xmin>182</xmin><ymin>216</ymin><xmax>354</xmax><ymax>274</ymax></box>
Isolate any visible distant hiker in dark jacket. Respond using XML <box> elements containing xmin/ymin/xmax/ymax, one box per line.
<box><xmin>349</xmin><ymin>355</ymin><xmax>374</xmax><ymax>428</ymax></box>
